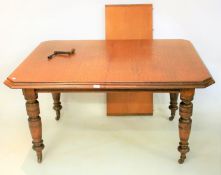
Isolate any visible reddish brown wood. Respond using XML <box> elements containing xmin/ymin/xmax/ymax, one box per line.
<box><xmin>52</xmin><ymin>93</ymin><xmax>62</xmax><ymax>120</ymax></box>
<box><xmin>107</xmin><ymin>92</ymin><xmax>153</xmax><ymax>115</ymax></box>
<box><xmin>178</xmin><ymin>89</ymin><xmax>195</xmax><ymax>164</ymax></box>
<box><xmin>169</xmin><ymin>93</ymin><xmax>179</xmax><ymax>121</ymax></box>
<box><xmin>4</xmin><ymin>40</ymin><xmax>214</xmax><ymax>90</ymax></box>
<box><xmin>105</xmin><ymin>4</ymin><xmax>153</xmax><ymax>39</ymax></box>
<box><xmin>4</xmin><ymin>39</ymin><xmax>215</xmax><ymax>163</ymax></box>
<box><xmin>105</xmin><ymin>4</ymin><xmax>153</xmax><ymax>116</ymax></box>
<box><xmin>23</xmin><ymin>89</ymin><xmax>44</xmax><ymax>163</ymax></box>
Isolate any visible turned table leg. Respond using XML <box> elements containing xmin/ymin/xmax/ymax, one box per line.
<box><xmin>52</xmin><ymin>93</ymin><xmax>62</xmax><ymax>120</ymax></box>
<box><xmin>23</xmin><ymin>89</ymin><xmax>44</xmax><ymax>163</ymax></box>
<box><xmin>169</xmin><ymin>93</ymin><xmax>179</xmax><ymax>121</ymax></box>
<box><xmin>178</xmin><ymin>89</ymin><xmax>195</xmax><ymax>164</ymax></box>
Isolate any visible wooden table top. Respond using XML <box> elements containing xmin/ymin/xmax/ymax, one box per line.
<box><xmin>4</xmin><ymin>40</ymin><xmax>214</xmax><ymax>90</ymax></box>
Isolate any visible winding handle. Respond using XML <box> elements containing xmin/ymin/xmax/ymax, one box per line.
<box><xmin>48</xmin><ymin>49</ymin><xmax>75</xmax><ymax>59</ymax></box>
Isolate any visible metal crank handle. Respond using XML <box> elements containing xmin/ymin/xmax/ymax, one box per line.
<box><xmin>48</xmin><ymin>49</ymin><xmax>75</xmax><ymax>59</ymax></box>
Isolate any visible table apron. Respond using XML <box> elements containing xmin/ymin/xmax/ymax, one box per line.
<box><xmin>36</xmin><ymin>89</ymin><xmax>181</xmax><ymax>93</ymax></box>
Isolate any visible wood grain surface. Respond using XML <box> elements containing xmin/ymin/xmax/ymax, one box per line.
<box><xmin>105</xmin><ymin>4</ymin><xmax>153</xmax><ymax>116</ymax></box>
<box><xmin>105</xmin><ymin>4</ymin><xmax>152</xmax><ymax>39</ymax></box>
<box><xmin>5</xmin><ymin>40</ymin><xmax>214</xmax><ymax>89</ymax></box>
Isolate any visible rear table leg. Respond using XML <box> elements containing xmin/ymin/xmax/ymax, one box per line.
<box><xmin>52</xmin><ymin>93</ymin><xmax>62</xmax><ymax>120</ymax></box>
<box><xmin>169</xmin><ymin>93</ymin><xmax>179</xmax><ymax>121</ymax></box>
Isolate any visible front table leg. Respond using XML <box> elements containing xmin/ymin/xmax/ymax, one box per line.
<box><xmin>178</xmin><ymin>89</ymin><xmax>195</xmax><ymax>164</ymax></box>
<box><xmin>23</xmin><ymin>89</ymin><xmax>44</xmax><ymax>163</ymax></box>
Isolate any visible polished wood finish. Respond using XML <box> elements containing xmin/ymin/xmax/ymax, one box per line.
<box><xmin>4</xmin><ymin>40</ymin><xmax>215</xmax><ymax>163</ymax></box>
<box><xmin>169</xmin><ymin>93</ymin><xmax>179</xmax><ymax>121</ymax></box>
<box><xmin>105</xmin><ymin>4</ymin><xmax>152</xmax><ymax>39</ymax></box>
<box><xmin>107</xmin><ymin>92</ymin><xmax>153</xmax><ymax>115</ymax></box>
<box><xmin>52</xmin><ymin>93</ymin><xmax>62</xmax><ymax>120</ymax></box>
<box><xmin>105</xmin><ymin>4</ymin><xmax>153</xmax><ymax>116</ymax></box>
<box><xmin>23</xmin><ymin>89</ymin><xmax>44</xmax><ymax>163</ymax></box>
<box><xmin>5</xmin><ymin>40</ymin><xmax>214</xmax><ymax>89</ymax></box>
<box><xmin>178</xmin><ymin>89</ymin><xmax>195</xmax><ymax>164</ymax></box>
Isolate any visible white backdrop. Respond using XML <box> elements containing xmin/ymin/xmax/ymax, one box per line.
<box><xmin>0</xmin><ymin>0</ymin><xmax>220</xmax><ymax>175</ymax></box>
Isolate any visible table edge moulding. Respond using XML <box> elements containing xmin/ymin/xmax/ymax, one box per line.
<box><xmin>4</xmin><ymin>39</ymin><xmax>215</xmax><ymax>164</ymax></box>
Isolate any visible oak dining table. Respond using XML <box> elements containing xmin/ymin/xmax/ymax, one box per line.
<box><xmin>4</xmin><ymin>39</ymin><xmax>215</xmax><ymax>164</ymax></box>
